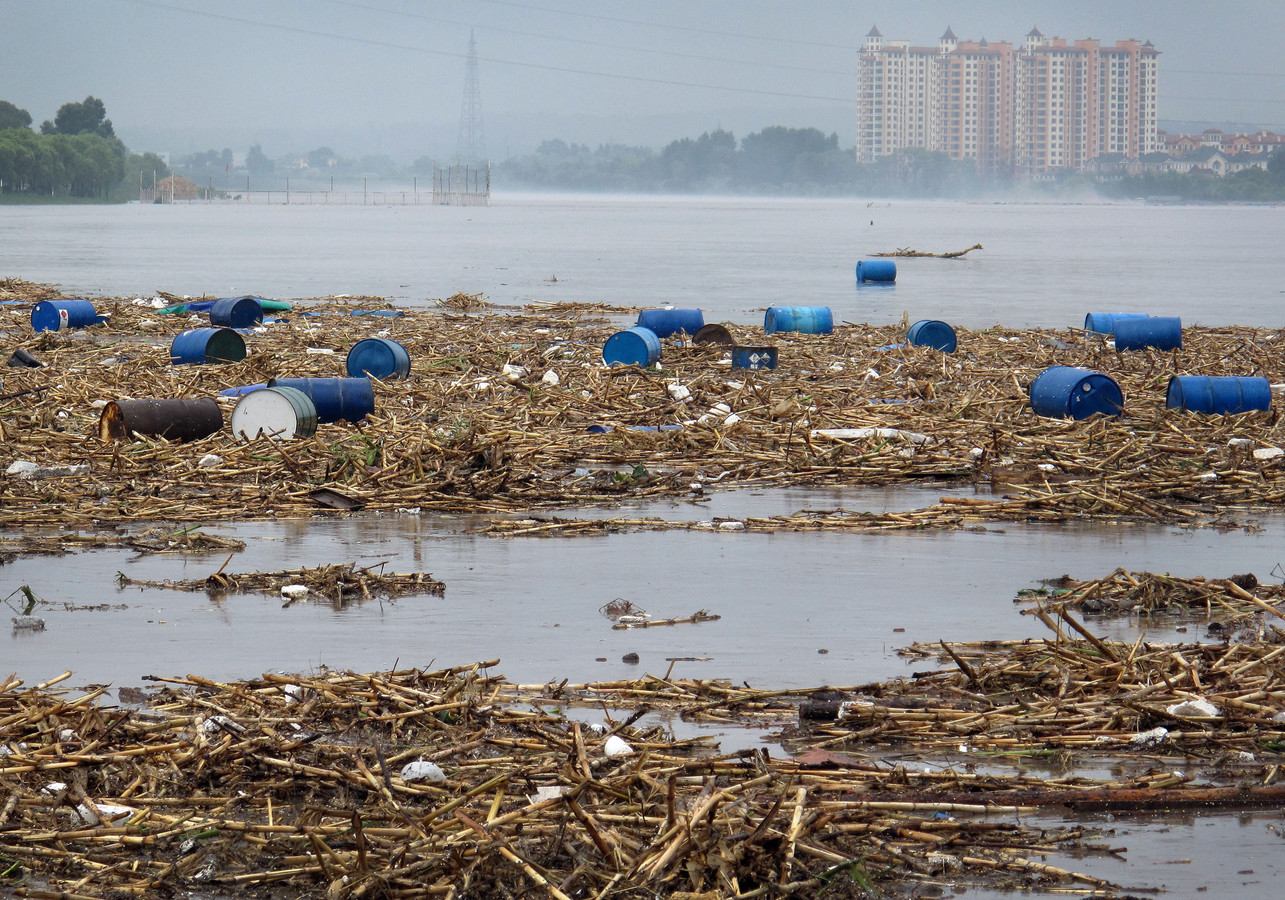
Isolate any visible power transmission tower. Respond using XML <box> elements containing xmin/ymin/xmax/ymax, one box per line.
<box><xmin>456</xmin><ymin>30</ymin><xmax>487</xmax><ymax>166</ymax></box>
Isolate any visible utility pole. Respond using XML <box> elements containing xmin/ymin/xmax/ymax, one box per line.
<box><xmin>456</xmin><ymin>29</ymin><xmax>488</xmax><ymax>167</ymax></box>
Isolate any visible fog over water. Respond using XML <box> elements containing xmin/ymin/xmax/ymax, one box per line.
<box><xmin>3</xmin><ymin>2</ymin><xmax>1283</xmax><ymax>158</ymax></box>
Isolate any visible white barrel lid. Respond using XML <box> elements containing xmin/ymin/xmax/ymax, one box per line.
<box><xmin>230</xmin><ymin>388</ymin><xmax>305</xmax><ymax>441</ymax></box>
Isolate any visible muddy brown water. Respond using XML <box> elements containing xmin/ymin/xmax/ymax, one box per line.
<box><xmin>4</xmin><ymin>483</ymin><xmax>1284</xmax><ymax>896</ymax></box>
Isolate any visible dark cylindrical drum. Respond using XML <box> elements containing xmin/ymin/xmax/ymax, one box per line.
<box><xmin>764</xmin><ymin>306</ymin><xmax>833</xmax><ymax>335</ymax></box>
<box><xmin>170</xmin><ymin>327</ymin><xmax>247</xmax><ymax>365</ymax></box>
<box><xmin>230</xmin><ymin>386</ymin><xmax>319</xmax><ymax>440</ymax></box>
<box><xmin>267</xmin><ymin>377</ymin><xmax>375</xmax><ymax>424</ymax></box>
<box><xmin>1083</xmin><ymin>312</ymin><xmax>1149</xmax><ymax>335</ymax></box>
<box><xmin>855</xmin><ymin>259</ymin><xmax>897</xmax><ymax>283</ymax></box>
<box><xmin>31</xmin><ymin>299</ymin><xmax>102</xmax><ymax>332</ymax></box>
<box><xmin>636</xmin><ymin>308</ymin><xmax>705</xmax><ymax>337</ymax></box>
<box><xmin>693</xmin><ymin>323</ymin><xmax>735</xmax><ymax>346</ymax></box>
<box><xmin>345</xmin><ymin>338</ymin><xmax>411</xmax><ymax>380</ymax></box>
<box><xmin>906</xmin><ymin>319</ymin><xmax>957</xmax><ymax>353</ymax></box>
<box><xmin>99</xmin><ymin>398</ymin><xmax>223</xmax><ymax>442</ymax></box>
<box><xmin>209</xmin><ymin>296</ymin><xmax>264</xmax><ymax>329</ymax></box>
<box><xmin>1029</xmin><ymin>366</ymin><xmax>1125</xmax><ymax>419</ymax></box>
<box><xmin>1166</xmin><ymin>376</ymin><xmax>1271</xmax><ymax>415</ymax></box>
<box><xmin>1112</xmin><ymin>316</ymin><xmax>1182</xmax><ymax>351</ymax></box>
<box><xmin>602</xmin><ymin>327</ymin><xmax>661</xmax><ymax>367</ymax></box>
<box><xmin>731</xmin><ymin>345</ymin><xmax>779</xmax><ymax>370</ymax></box>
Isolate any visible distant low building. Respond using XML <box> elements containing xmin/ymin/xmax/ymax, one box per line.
<box><xmin>1158</xmin><ymin>128</ymin><xmax>1285</xmax><ymax>157</ymax></box>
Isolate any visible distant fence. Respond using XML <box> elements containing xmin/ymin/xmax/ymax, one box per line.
<box><xmin>142</xmin><ymin>185</ymin><xmax>432</xmax><ymax>206</ymax></box>
<box><xmin>432</xmin><ymin>165</ymin><xmax>490</xmax><ymax>207</ymax></box>
<box><xmin>141</xmin><ymin>167</ymin><xmax>491</xmax><ymax>206</ymax></box>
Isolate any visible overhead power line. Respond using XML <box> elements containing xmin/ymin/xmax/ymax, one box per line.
<box><xmin>318</xmin><ymin>0</ymin><xmax>855</xmax><ymax>77</ymax></box>
<box><xmin>117</xmin><ymin>0</ymin><xmax>856</xmax><ymax>102</ymax></box>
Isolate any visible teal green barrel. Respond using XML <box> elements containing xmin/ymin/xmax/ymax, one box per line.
<box><xmin>764</xmin><ymin>306</ymin><xmax>833</xmax><ymax>335</ymax></box>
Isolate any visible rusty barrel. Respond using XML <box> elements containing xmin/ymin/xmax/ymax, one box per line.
<box><xmin>99</xmin><ymin>397</ymin><xmax>224</xmax><ymax>442</ymax></box>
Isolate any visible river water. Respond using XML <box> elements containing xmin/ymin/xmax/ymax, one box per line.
<box><xmin>3</xmin><ymin>195</ymin><xmax>1285</xmax><ymax>896</ymax></box>
<box><xmin>2</xmin><ymin>194</ymin><xmax>1282</xmax><ymax>329</ymax></box>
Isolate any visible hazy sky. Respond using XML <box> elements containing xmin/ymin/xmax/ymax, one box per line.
<box><xmin>3</xmin><ymin>0</ymin><xmax>1283</xmax><ymax>160</ymax></box>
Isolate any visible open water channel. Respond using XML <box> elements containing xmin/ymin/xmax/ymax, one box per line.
<box><xmin>3</xmin><ymin>195</ymin><xmax>1285</xmax><ymax>896</ymax></box>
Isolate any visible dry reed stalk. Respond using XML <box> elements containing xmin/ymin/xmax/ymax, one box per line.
<box><xmin>0</xmin><ymin>281</ymin><xmax>1283</xmax><ymax>537</ymax></box>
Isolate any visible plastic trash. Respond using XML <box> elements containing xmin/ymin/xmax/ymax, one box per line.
<box><xmin>1166</xmin><ymin>699</ymin><xmax>1221</xmax><ymax>718</ymax></box>
<box><xmin>6</xmin><ymin>460</ymin><xmax>90</xmax><ymax>479</ymax></box>
<box><xmin>280</xmin><ymin>585</ymin><xmax>309</xmax><ymax>600</ymax></box>
<box><xmin>603</xmin><ymin>735</ymin><xmax>634</xmax><ymax>757</ymax></box>
<box><xmin>73</xmin><ymin>802</ymin><xmax>135</xmax><ymax>826</ymax></box>
<box><xmin>1129</xmin><ymin>726</ymin><xmax>1169</xmax><ymax>747</ymax></box>
<box><xmin>7</xmin><ymin>347</ymin><xmax>44</xmax><ymax>368</ymax></box>
<box><xmin>667</xmin><ymin>382</ymin><xmax>692</xmax><ymax>402</ymax></box>
<box><xmin>400</xmin><ymin>760</ymin><xmax>446</xmax><ymax>782</ymax></box>
<box><xmin>810</xmin><ymin>427</ymin><xmax>934</xmax><ymax>445</ymax></box>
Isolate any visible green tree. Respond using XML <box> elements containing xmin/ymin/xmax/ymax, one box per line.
<box><xmin>43</xmin><ymin>95</ymin><xmax>114</xmax><ymax>138</ymax></box>
<box><xmin>246</xmin><ymin>144</ymin><xmax>274</xmax><ymax>174</ymax></box>
<box><xmin>737</xmin><ymin>127</ymin><xmax>838</xmax><ymax>189</ymax></box>
<box><xmin>307</xmin><ymin>146</ymin><xmax>338</xmax><ymax>168</ymax></box>
<box><xmin>0</xmin><ymin>100</ymin><xmax>32</xmax><ymax>131</ymax></box>
<box><xmin>1268</xmin><ymin>148</ymin><xmax>1285</xmax><ymax>181</ymax></box>
<box><xmin>113</xmin><ymin>151</ymin><xmax>170</xmax><ymax>202</ymax></box>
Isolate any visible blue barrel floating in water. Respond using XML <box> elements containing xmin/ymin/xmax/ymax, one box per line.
<box><xmin>1029</xmin><ymin>366</ymin><xmax>1124</xmax><ymax>419</ymax></box>
<box><xmin>636</xmin><ymin>308</ymin><xmax>704</xmax><ymax>337</ymax></box>
<box><xmin>1083</xmin><ymin>312</ymin><xmax>1149</xmax><ymax>335</ymax></box>
<box><xmin>267</xmin><ymin>377</ymin><xmax>376</xmax><ymax>424</ymax></box>
<box><xmin>855</xmin><ymin>259</ymin><xmax>897</xmax><ymax>284</ymax></box>
<box><xmin>209</xmin><ymin>296</ymin><xmax>264</xmax><ymax>329</ymax></box>
<box><xmin>170</xmin><ymin>327</ymin><xmax>247</xmax><ymax>365</ymax></box>
<box><xmin>602</xmin><ymin>326</ymin><xmax>662</xmax><ymax>367</ymax></box>
<box><xmin>731</xmin><ymin>345</ymin><xmax>779</xmax><ymax>370</ymax></box>
<box><xmin>1113</xmin><ymin>315</ymin><xmax>1182</xmax><ymax>352</ymax></box>
<box><xmin>230</xmin><ymin>385</ymin><xmax>319</xmax><ymax>441</ymax></box>
<box><xmin>1166</xmin><ymin>375</ymin><xmax>1271</xmax><ymax>415</ymax></box>
<box><xmin>906</xmin><ymin>319</ymin><xmax>957</xmax><ymax>353</ymax></box>
<box><xmin>346</xmin><ymin>338</ymin><xmax>411</xmax><ymax>380</ymax></box>
<box><xmin>764</xmin><ymin>306</ymin><xmax>833</xmax><ymax>335</ymax></box>
<box><xmin>31</xmin><ymin>299</ymin><xmax>106</xmax><ymax>332</ymax></box>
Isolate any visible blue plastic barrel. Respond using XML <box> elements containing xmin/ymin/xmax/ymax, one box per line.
<box><xmin>219</xmin><ymin>384</ymin><xmax>267</xmax><ymax>397</ymax></box>
<box><xmin>345</xmin><ymin>338</ymin><xmax>411</xmax><ymax>380</ymax></box>
<box><xmin>210</xmin><ymin>296</ymin><xmax>264</xmax><ymax>329</ymax></box>
<box><xmin>1029</xmin><ymin>366</ymin><xmax>1124</xmax><ymax>419</ymax></box>
<box><xmin>602</xmin><ymin>327</ymin><xmax>662</xmax><ymax>367</ymax></box>
<box><xmin>31</xmin><ymin>299</ymin><xmax>105</xmax><ymax>332</ymax></box>
<box><xmin>731</xmin><ymin>345</ymin><xmax>779</xmax><ymax>370</ymax></box>
<box><xmin>1083</xmin><ymin>312</ymin><xmax>1149</xmax><ymax>335</ymax></box>
<box><xmin>1166</xmin><ymin>376</ymin><xmax>1271</xmax><ymax>415</ymax></box>
<box><xmin>636</xmin><ymin>309</ymin><xmax>705</xmax><ymax>337</ymax></box>
<box><xmin>1113</xmin><ymin>316</ymin><xmax>1182</xmax><ymax>352</ymax></box>
<box><xmin>906</xmin><ymin>319</ymin><xmax>957</xmax><ymax>353</ymax></box>
<box><xmin>855</xmin><ymin>259</ymin><xmax>897</xmax><ymax>284</ymax></box>
<box><xmin>170</xmin><ymin>327</ymin><xmax>247</xmax><ymax>365</ymax></box>
<box><xmin>764</xmin><ymin>306</ymin><xmax>833</xmax><ymax>335</ymax></box>
<box><xmin>267</xmin><ymin>377</ymin><xmax>376</xmax><ymax>424</ymax></box>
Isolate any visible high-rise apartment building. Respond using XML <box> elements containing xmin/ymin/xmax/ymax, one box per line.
<box><xmin>857</xmin><ymin>26</ymin><xmax>1159</xmax><ymax>176</ymax></box>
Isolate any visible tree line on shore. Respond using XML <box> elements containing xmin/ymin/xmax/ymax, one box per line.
<box><xmin>4</xmin><ymin>95</ymin><xmax>1285</xmax><ymax>203</ymax></box>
